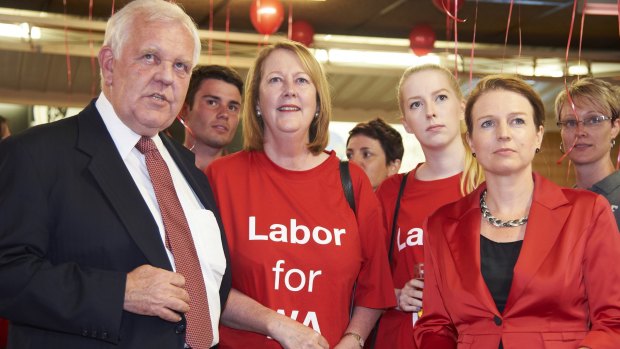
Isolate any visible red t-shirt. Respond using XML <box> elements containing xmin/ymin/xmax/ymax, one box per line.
<box><xmin>373</xmin><ymin>169</ymin><xmax>462</xmax><ymax>349</ymax></box>
<box><xmin>206</xmin><ymin>150</ymin><xmax>395</xmax><ymax>348</ymax></box>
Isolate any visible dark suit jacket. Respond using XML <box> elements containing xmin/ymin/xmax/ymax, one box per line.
<box><xmin>414</xmin><ymin>173</ymin><xmax>620</xmax><ymax>349</ymax></box>
<box><xmin>0</xmin><ymin>100</ymin><xmax>232</xmax><ymax>348</ymax></box>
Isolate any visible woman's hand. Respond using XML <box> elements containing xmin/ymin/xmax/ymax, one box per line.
<box><xmin>221</xmin><ymin>289</ymin><xmax>329</xmax><ymax>348</ymax></box>
<box><xmin>269</xmin><ymin>315</ymin><xmax>329</xmax><ymax>349</ymax></box>
<box><xmin>396</xmin><ymin>278</ymin><xmax>424</xmax><ymax>312</ymax></box>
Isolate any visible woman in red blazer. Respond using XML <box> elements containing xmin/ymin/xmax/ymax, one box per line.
<box><xmin>414</xmin><ymin>74</ymin><xmax>620</xmax><ymax>349</ymax></box>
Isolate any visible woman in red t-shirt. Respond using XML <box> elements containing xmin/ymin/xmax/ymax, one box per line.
<box><xmin>373</xmin><ymin>64</ymin><xmax>483</xmax><ymax>348</ymax></box>
<box><xmin>207</xmin><ymin>41</ymin><xmax>395</xmax><ymax>349</ymax></box>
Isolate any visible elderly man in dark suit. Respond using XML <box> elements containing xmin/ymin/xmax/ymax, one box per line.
<box><xmin>0</xmin><ymin>1</ymin><xmax>230</xmax><ymax>348</ymax></box>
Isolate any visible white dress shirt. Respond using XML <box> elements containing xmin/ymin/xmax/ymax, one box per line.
<box><xmin>96</xmin><ymin>93</ymin><xmax>225</xmax><ymax>345</ymax></box>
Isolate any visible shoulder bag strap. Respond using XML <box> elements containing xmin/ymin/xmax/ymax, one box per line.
<box><xmin>387</xmin><ymin>172</ymin><xmax>409</xmax><ymax>265</ymax></box>
<box><xmin>339</xmin><ymin>160</ymin><xmax>356</xmax><ymax>214</ymax></box>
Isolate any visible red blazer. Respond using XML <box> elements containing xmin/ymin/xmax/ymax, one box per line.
<box><xmin>414</xmin><ymin>173</ymin><xmax>620</xmax><ymax>349</ymax></box>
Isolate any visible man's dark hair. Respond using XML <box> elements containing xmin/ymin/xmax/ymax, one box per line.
<box><xmin>347</xmin><ymin>117</ymin><xmax>404</xmax><ymax>165</ymax></box>
<box><xmin>185</xmin><ymin>65</ymin><xmax>244</xmax><ymax>109</ymax></box>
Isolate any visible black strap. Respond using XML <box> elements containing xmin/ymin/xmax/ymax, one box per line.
<box><xmin>339</xmin><ymin>160</ymin><xmax>358</xmax><ymax>320</ymax></box>
<box><xmin>339</xmin><ymin>160</ymin><xmax>356</xmax><ymax>214</ymax></box>
<box><xmin>388</xmin><ymin>172</ymin><xmax>409</xmax><ymax>264</ymax></box>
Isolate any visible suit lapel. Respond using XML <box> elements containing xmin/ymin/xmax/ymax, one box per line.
<box><xmin>76</xmin><ymin>102</ymin><xmax>172</xmax><ymax>270</ymax></box>
<box><xmin>445</xmin><ymin>185</ymin><xmax>500</xmax><ymax>314</ymax></box>
<box><xmin>504</xmin><ymin>173</ymin><xmax>571</xmax><ymax>313</ymax></box>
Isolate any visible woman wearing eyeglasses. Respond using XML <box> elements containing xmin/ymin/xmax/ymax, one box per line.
<box><xmin>555</xmin><ymin>78</ymin><xmax>620</xmax><ymax>229</ymax></box>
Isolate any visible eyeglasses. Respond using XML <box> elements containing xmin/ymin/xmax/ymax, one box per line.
<box><xmin>556</xmin><ymin>115</ymin><xmax>612</xmax><ymax>130</ymax></box>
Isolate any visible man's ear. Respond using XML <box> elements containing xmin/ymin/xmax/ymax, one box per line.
<box><xmin>98</xmin><ymin>46</ymin><xmax>115</xmax><ymax>86</ymax></box>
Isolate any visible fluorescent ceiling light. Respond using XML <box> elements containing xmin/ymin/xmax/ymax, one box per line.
<box><xmin>0</xmin><ymin>22</ymin><xmax>40</xmax><ymax>39</ymax></box>
<box><xmin>315</xmin><ymin>48</ymin><xmax>440</xmax><ymax>68</ymax></box>
<box><xmin>534</xmin><ymin>65</ymin><xmax>563</xmax><ymax>77</ymax></box>
<box><xmin>582</xmin><ymin>2</ymin><xmax>618</xmax><ymax>15</ymax></box>
<box><xmin>568</xmin><ymin>64</ymin><xmax>589</xmax><ymax>75</ymax></box>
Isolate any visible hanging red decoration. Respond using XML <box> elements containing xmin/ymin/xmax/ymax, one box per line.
<box><xmin>291</xmin><ymin>20</ymin><xmax>315</xmax><ymax>47</ymax></box>
<box><xmin>250</xmin><ymin>0</ymin><xmax>285</xmax><ymax>35</ymax></box>
<box><xmin>409</xmin><ymin>24</ymin><xmax>436</xmax><ymax>56</ymax></box>
<box><xmin>432</xmin><ymin>0</ymin><xmax>465</xmax><ymax>16</ymax></box>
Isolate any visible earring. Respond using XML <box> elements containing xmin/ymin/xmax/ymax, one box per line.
<box><xmin>472</xmin><ymin>152</ymin><xmax>476</xmax><ymax>158</ymax></box>
<box><xmin>256</xmin><ymin>109</ymin><xmax>262</xmax><ymax>118</ymax></box>
<box><xmin>612</xmin><ymin>139</ymin><xmax>617</xmax><ymax>148</ymax></box>
<box><xmin>559</xmin><ymin>142</ymin><xmax>565</xmax><ymax>154</ymax></box>
<box><xmin>535</xmin><ymin>148</ymin><xmax>540</xmax><ymax>153</ymax></box>
<box><xmin>314</xmin><ymin>111</ymin><xmax>319</xmax><ymax>118</ymax></box>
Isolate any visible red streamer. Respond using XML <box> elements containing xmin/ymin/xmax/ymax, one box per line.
<box><xmin>208</xmin><ymin>0</ymin><xmax>214</xmax><ymax>62</ymax></box>
<box><xmin>176</xmin><ymin>114</ymin><xmax>197</xmax><ymax>150</ymax></box>
<box><xmin>88</xmin><ymin>0</ymin><xmax>97</xmax><ymax>97</ymax></box>
<box><xmin>288</xmin><ymin>1</ymin><xmax>293</xmax><ymax>40</ymax></box>
<box><xmin>453</xmin><ymin>0</ymin><xmax>459</xmax><ymax>78</ymax></box>
<box><xmin>111</xmin><ymin>0</ymin><xmax>115</xmax><ymax>15</ymax></box>
<box><xmin>439</xmin><ymin>1</ymin><xmax>466</xmax><ymax>22</ymax></box>
<box><xmin>501</xmin><ymin>0</ymin><xmax>514</xmax><ymax>73</ymax></box>
<box><xmin>469</xmin><ymin>0</ymin><xmax>479</xmax><ymax>89</ymax></box>
<box><xmin>577</xmin><ymin>0</ymin><xmax>587</xmax><ymax>78</ymax></box>
<box><xmin>517</xmin><ymin>4</ymin><xmax>522</xmax><ymax>62</ymax></box>
<box><xmin>226</xmin><ymin>2</ymin><xmax>230</xmax><ymax>66</ymax></box>
<box><xmin>63</xmin><ymin>0</ymin><xmax>72</xmax><ymax>92</ymax></box>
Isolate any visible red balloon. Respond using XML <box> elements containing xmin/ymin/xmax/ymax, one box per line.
<box><xmin>409</xmin><ymin>24</ymin><xmax>436</xmax><ymax>56</ymax></box>
<box><xmin>432</xmin><ymin>0</ymin><xmax>465</xmax><ymax>15</ymax></box>
<box><xmin>291</xmin><ymin>20</ymin><xmax>315</xmax><ymax>47</ymax></box>
<box><xmin>250</xmin><ymin>0</ymin><xmax>284</xmax><ymax>35</ymax></box>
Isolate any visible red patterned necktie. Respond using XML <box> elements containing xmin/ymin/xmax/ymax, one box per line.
<box><xmin>136</xmin><ymin>136</ymin><xmax>213</xmax><ymax>349</ymax></box>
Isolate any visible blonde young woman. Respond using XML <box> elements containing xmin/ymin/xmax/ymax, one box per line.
<box><xmin>414</xmin><ymin>74</ymin><xmax>620</xmax><ymax>348</ymax></box>
<box><xmin>555</xmin><ymin>77</ymin><xmax>620</xmax><ymax>229</ymax></box>
<box><xmin>373</xmin><ymin>64</ymin><xmax>482</xmax><ymax>348</ymax></box>
<box><xmin>206</xmin><ymin>41</ymin><xmax>395</xmax><ymax>349</ymax></box>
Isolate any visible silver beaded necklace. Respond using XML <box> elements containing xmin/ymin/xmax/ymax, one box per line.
<box><xmin>480</xmin><ymin>189</ymin><xmax>529</xmax><ymax>228</ymax></box>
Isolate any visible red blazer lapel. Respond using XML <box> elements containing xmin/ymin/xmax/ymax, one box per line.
<box><xmin>504</xmin><ymin>173</ymin><xmax>572</xmax><ymax>313</ymax></box>
<box><xmin>443</xmin><ymin>184</ymin><xmax>500</xmax><ymax>315</ymax></box>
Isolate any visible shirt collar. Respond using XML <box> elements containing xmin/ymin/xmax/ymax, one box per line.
<box><xmin>591</xmin><ymin>171</ymin><xmax>620</xmax><ymax>195</ymax></box>
<box><xmin>96</xmin><ymin>92</ymin><xmax>155</xmax><ymax>159</ymax></box>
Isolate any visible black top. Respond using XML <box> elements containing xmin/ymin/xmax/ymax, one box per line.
<box><xmin>480</xmin><ymin>235</ymin><xmax>523</xmax><ymax>349</ymax></box>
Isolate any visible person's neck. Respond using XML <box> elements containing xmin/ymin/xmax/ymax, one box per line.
<box><xmin>484</xmin><ymin>170</ymin><xmax>534</xmax><ymax>220</ymax></box>
<box><xmin>416</xmin><ymin>139</ymin><xmax>466</xmax><ymax>180</ymax></box>
<box><xmin>190</xmin><ymin>140</ymin><xmax>224</xmax><ymax>171</ymax></box>
<box><xmin>574</xmin><ymin>157</ymin><xmax>615</xmax><ymax>189</ymax></box>
<box><xmin>263</xmin><ymin>134</ymin><xmax>324</xmax><ymax>171</ymax></box>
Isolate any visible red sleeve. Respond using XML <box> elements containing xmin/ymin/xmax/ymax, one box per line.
<box><xmin>413</xmin><ymin>213</ymin><xmax>457</xmax><ymax>349</ymax></box>
<box><xmin>349</xmin><ymin>163</ymin><xmax>396</xmax><ymax>309</ymax></box>
<box><xmin>580</xmin><ymin>195</ymin><xmax>620</xmax><ymax>349</ymax></box>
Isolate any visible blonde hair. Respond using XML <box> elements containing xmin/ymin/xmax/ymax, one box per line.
<box><xmin>242</xmin><ymin>40</ymin><xmax>332</xmax><ymax>154</ymax></box>
<box><xmin>397</xmin><ymin>64</ymin><xmax>483</xmax><ymax>195</ymax></box>
<box><xmin>554</xmin><ymin>77</ymin><xmax>620</xmax><ymax>123</ymax></box>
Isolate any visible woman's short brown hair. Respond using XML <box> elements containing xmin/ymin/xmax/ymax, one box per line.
<box><xmin>242</xmin><ymin>40</ymin><xmax>332</xmax><ymax>154</ymax></box>
<box><xmin>465</xmin><ymin>74</ymin><xmax>545</xmax><ymax>135</ymax></box>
